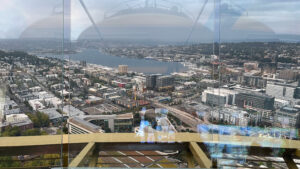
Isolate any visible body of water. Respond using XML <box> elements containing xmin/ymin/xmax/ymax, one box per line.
<box><xmin>40</xmin><ymin>49</ymin><xmax>187</xmax><ymax>75</ymax></box>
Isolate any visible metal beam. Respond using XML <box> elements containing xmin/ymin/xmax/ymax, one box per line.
<box><xmin>283</xmin><ymin>152</ymin><xmax>298</xmax><ymax>169</ymax></box>
<box><xmin>186</xmin><ymin>151</ymin><xmax>195</xmax><ymax>168</ymax></box>
<box><xmin>69</xmin><ymin>142</ymin><xmax>95</xmax><ymax>167</ymax></box>
<box><xmin>96</xmin><ymin>142</ymin><xmax>187</xmax><ymax>151</ymax></box>
<box><xmin>295</xmin><ymin>149</ymin><xmax>300</xmax><ymax>158</ymax></box>
<box><xmin>189</xmin><ymin>142</ymin><xmax>212</xmax><ymax>168</ymax></box>
<box><xmin>0</xmin><ymin>133</ymin><xmax>300</xmax><ymax>150</ymax></box>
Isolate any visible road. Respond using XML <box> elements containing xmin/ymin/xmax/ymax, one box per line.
<box><xmin>152</xmin><ymin>101</ymin><xmax>207</xmax><ymax>132</ymax></box>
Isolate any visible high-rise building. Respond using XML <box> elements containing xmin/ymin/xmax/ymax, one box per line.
<box><xmin>235</xmin><ymin>92</ymin><xmax>274</xmax><ymax>110</ymax></box>
<box><xmin>155</xmin><ymin>75</ymin><xmax>174</xmax><ymax>90</ymax></box>
<box><xmin>118</xmin><ymin>65</ymin><xmax>128</xmax><ymax>74</ymax></box>
<box><xmin>146</xmin><ymin>74</ymin><xmax>159</xmax><ymax>89</ymax></box>
<box><xmin>296</xmin><ymin>113</ymin><xmax>300</xmax><ymax>129</ymax></box>
<box><xmin>80</xmin><ymin>60</ymin><xmax>87</xmax><ymax>67</ymax></box>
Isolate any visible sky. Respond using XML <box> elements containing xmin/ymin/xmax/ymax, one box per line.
<box><xmin>0</xmin><ymin>0</ymin><xmax>300</xmax><ymax>40</ymax></box>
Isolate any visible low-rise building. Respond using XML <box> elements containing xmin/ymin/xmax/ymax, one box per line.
<box><xmin>1</xmin><ymin>114</ymin><xmax>33</xmax><ymax>131</ymax></box>
<box><xmin>61</xmin><ymin>105</ymin><xmax>85</xmax><ymax>118</ymax></box>
<box><xmin>235</xmin><ymin>92</ymin><xmax>274</xmax><ymax>110</ymax></box>
<box><xmin>275</xmin><ymin>106</ymin><xmax>299</xmax><ymax>128</ymax></box>
<box><xmin>0</xmin><ymin>98</ymin><xmax>20</xmax><ymax>115</ymax></box>
<box><xmin>40</xmin><ymin>108</ymin><xmax>62</xmax><ymax>125</ymax></box>
<box><xmin>68</xmin><ymin>117</ymin><xmax>104</xmax><ymax>134</ymax></box>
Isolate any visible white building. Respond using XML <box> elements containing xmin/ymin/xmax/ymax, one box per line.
<box><xmin>210</xmin><ymin>107</ymin><xmax>249</xmax><ymax>126</ymax></box>
<box><xmin>61</xmin><ymin>105</ymin><xmax>85</xmax><ymax>117</ymax></box>
<box><xmin>28</xmin><ymin>99</ymin><xmax>45</xmax><ymax>111</ymax></box>
<box><xmin>266</xmin><ymin>82</ymin><xmax>297</xmax><ymax>101</ymax></box>
<box><xmin>118</xmin><ymin>65</ymin><xmax>128</xmax><ymax>74</ymax></box>
<box><xmin>0</xmin><ymin>98</ymin><xmax>20</xmax><ymax>115</ymax></box>
<box><xmin>202</xmin><ymin>88</ymin><xmax>238</xmax><ymax>106</ymax></box>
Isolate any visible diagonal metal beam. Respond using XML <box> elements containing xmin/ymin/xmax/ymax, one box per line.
<box><xmin>283</xmin><ymin>155</ymin><xmax>298</xmax><ymax>169</ymax></box>
<box><xmin>295</xmin><ymin>149</ymin><xmax>300</xmax><ymax>158</ymax></box>
<box><xmin>69</xmin><ymin>142</ymin><xmax>96</xmax><ymax>167</ymax></box>
<box><xmin>79</xmin><ymin>0</ymin><xmax>103</xmax><ymax>40</ymax></box>
<box><xmin>189</xmin><ymin>142</ymin><xmax>212</xmax><ymax>168</ymax></box>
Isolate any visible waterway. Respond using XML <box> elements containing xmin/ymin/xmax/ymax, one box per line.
<box><xmin>40</xmin><ymin>49</ymin><xmax>187</xmax><ymax>75</ymax></box>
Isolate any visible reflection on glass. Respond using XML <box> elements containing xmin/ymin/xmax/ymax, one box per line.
<box><xmin>0</xmin><ymin>0</ymin><xmax>300</xmax><ymax>168</ymax></box>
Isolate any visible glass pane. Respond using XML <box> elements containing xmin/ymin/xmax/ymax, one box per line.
<box><xmin>1</xmin><ymin>0</ymin><xmax>300</xmax><ymax>169</ymax></box>
<box><xmin>0</xmin><ymin>0</ymin><xmax>65</xmax><ymax>167</ymax></box>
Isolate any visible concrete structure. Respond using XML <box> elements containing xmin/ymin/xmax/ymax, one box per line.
<box><xmin>146</xmin><ymin>74</ymin><xmax>159</xmax><ymax>89</ymax></box>
<box><xmin>235</xmin><ymin>92</ymin><xmax>275</xmax><ymax>110</ymax></box>
<box><xmin>244</xmin><ymin>62</ymin><xmax>259</xmax><ymax>72</ymax></box>
<box><xmin>0</xmin><ymin>98</ymin><xmax>20</xmax><ymax>115</ymax></box>
<box><xmin>118</xmin><ymin>65</ymin><xmax>128</xmax><ymax>74</ymax></box>
<box><xmin>28</xmin><ymin>99</ymin><xmax>45</xmax><ymax>111</ymax></box>
<box><xmin>155</xmin><ymin>75</ymin><xmax>174</xmax><ymax>90</ymax></box>
<box><xmin>83</xmin><ymin>113</ymin><xmax>134</xmax><ymax>133</ymax></box>
<box><xmin>62</xmin><ymin>105</ymin><xmax>85</xmax><ymax>117</ymax></box>
<box><xmin>1</xmin><ymin>114</ymin><xmax>33</xmax><ymax>131</ymax></box>
<box><xmin>68</xmin><ymin>117</ymin><xmax>103</xmax><ymax>134</ymax></box>
<box><xmin>68</xmin><ymin>113</ymin><xmax>133</xmax><ymax>133</ymax></box>
<box><xmin>199</xmin><ymin>79</ymin><xmax>219</xmax><ymax>89</ymax></box>
<box><xmin>275</xmin><ymin>107</ymin><xmax>299</xmax><ymax>128</ymax></box>
<box><xmin>210</xmin><ymin>107</ymin><xmax>249</xmax><ymax>126</ymax></box>
<box><xmin>266</xmin><ymin>81</ymin><xmax>299</xmax><ymax>100</ymax></box>
<box><xmin>278</xmin><ymin>69</ymin><xmax>298</xmax><ymax>81</ymax></box>
<box><xmin>238</xmin><ymin>75</ymin><xmax>267</xmax><ymax>88</ymax></box>
<box><xmin>202</xmin><ymin>88</ymin><xmax>238</xmax><ymax>106</ymax></box>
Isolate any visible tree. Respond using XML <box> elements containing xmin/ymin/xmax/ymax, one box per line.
<box><xmin>28</xmin><ymin>112</ymin><xmax>50</xmax><ymax>128</ymax></box>
<box><xmin>1</xmin><ymin>126</ymin><xmax>21</xmax><ymax>136</ymax></box>
<box><xmin>22</xmin><ymin>129</ymin><xmax>42</xmax><ymax>136</ymax></box>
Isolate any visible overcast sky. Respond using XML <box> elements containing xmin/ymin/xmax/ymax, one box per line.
<box><xmin>0</xmin><ymin>0</ymin><xmax>300</xmax><ymax>40</ymax></box>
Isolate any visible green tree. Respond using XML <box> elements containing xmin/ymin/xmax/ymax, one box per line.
<box><xmin>28</xmin><ymin>112</ymin><xmax>50</xmax><ymax>128</ymax></box>
<box><xmin>22</xmin><ymin>128</ymin><xmax>41</xmax><ymax>136</ymax></box>
<box><xmin>1</xmin><ymin>126</ymin><xmax>21</xmax><ymax>136</ymax></box>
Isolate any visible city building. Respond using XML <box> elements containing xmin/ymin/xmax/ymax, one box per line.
<box><xmin>155</xmin><ymin>75</ymin><xmax>174</xmax><ymax>91</ymax></box>
<box><xmin>199</xmin><ymin>79</ymin><xmax>219</xmax><ymax>89</ymax></box>
<box><xmin>68</xmin><ymin>116</ymin><xmax>104</xmax><ymax>134</ymax></box>
<box><xmin>278</xmin><ymin>69</ymin><xmax>298</xmax><ymax>81</ymax></box>
<box><xmin>115</xmin><ymin>97</ymin><xmax>138</xmax><ymax>109</ymax></box>
<box><xmin>146</xmin><ymin>74</ymin><xmax>160</xmax><ymax>89</ymax></box>
<box><xmin>1</xmin><ymin>114</ymin><xmax>33</xmax><ymax>131</ymax></box>
<box><xmin>68</xmin><ymin>113</ymin><xmax>133</xmax><ymax>133</ymax></box>
<box><xmin>202</xmin><ymin>88</ymin><xmax>238</xmax><ymax>106</ymax></box>
<box><xmin>118</xmin><ymin>65</ymin><xmax>128</xmax><ymax>74</ymax></box>
<box><xmin>238</xmin><ymin>75</ymin><xmax>267</xmax><ymax>88</ymax></box>
<box><xmin>266</xmin><ymin>81</ymin><xmax>299</xmax><ymax>100</ymax></box>
<box><xmin>61</xmin><ymin>105</ymin><xmax>85</xmax><ymax>118</ymax></box>
<box><xmin>0</xmin><ymin>98</ymin><xmax>20</xmax><ymax>115</ymax></box>
<box><xmin>275</xmin><ymin>106</ymin><xmax>299</xmax><ymax>128</ymax></box>
<box><xmin>244</xmin><ymin>62</ymin><xmax>259</xmax><ymax>72</ymax></box>
<box><xmin>235</xmin><ymin>92</ymin><xmax>275</xmax><ymax>110</ymax></box>
<box><xmin>80</xmin><ymin>60</ymin><xmax>87</xmax><ymax>67</ymax></box>
<box><xmin>40</xmin><ymin>108</ymin><xmax>63</xmax><ymax>125</ymax></box>
<box><xmin>84</xmin><ymin>113</ymin><xmax>133</xmax><ymax>133</ymax></box>
<box><xmin>210</xmin><ymin>107</ymin><xmax>249</xmax><ymax>126</ymax></box>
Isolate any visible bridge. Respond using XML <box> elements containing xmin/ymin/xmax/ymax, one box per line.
<box><xmin>0</xmin><ymin>133</ymin><xmax>300</xmax><ymax>168</ymax></box>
